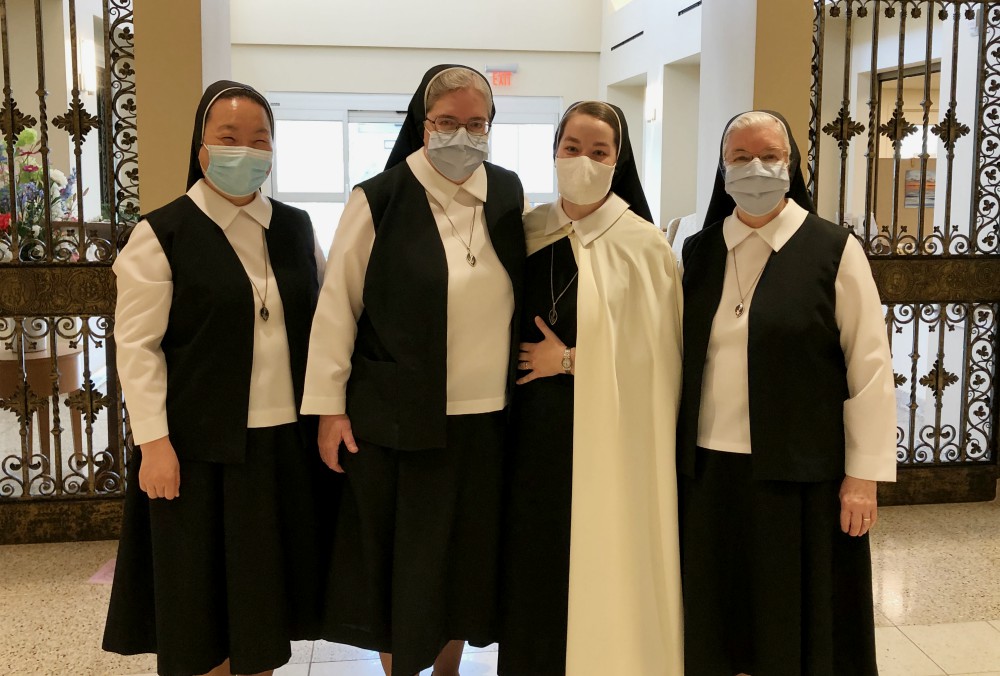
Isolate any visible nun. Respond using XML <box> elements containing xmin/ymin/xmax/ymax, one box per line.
<box><xmin>102</xmin><ymin>81</ymin><xmax>333</xmax><ymax>676</ymax></box>
<box><xmin>677</xmin><ymin>110</ymin><xmax>897</xmax><ymax>676</ymax></box>
<box><xmin>499</xmin><ymin>101</ymin><xmax>684</xmax><ymax>675</ymax></box>
<box><xmin>301</xmin><ymin>64</ymin><xmax>525</xmax><ymax>676</ymax></box>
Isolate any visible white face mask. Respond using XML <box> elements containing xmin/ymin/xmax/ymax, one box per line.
<box><xmin>426</xmin><ymin>129</ymin><xmax>489</xmax><ymax>182</ymax></box>
<box><xmin>724</xmin><ymin>158</ymin><xmax>790</xmax><ymax>217</ymax></box>
<box><xmin>555</xmin><ymin>156</ymin><xmax>615</xmax><ymax>206</ymax></box>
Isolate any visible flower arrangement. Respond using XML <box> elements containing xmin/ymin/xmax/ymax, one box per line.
<box><xmin>0</xmin><ymin>128</ymin><xmax>81</xmax><ymax>260</ymax></box>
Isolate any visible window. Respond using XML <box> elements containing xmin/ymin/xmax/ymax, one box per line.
<box><xmin>267</xmin><ymin>92</ymin><xmax>561</xmax><ymax>253</ymax></box>
<box><xmin>348</xmin><ymin>113</ymin><xmax>405</xmax><ymax>187</ymax></box>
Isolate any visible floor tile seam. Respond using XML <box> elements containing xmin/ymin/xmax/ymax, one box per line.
<box><xmin>310</xmin><ymin>655</ymin><xmax>382</xmax><ymax>664</ymax></box>
<box><xmin>896</xmin><ymin>621</ymin><xmax>988</xmax><ymax>674</ymax></box>
<box><xmin>886</xmin><ymin>625</ymin><xmax>943</xmax><ymax>673</ymax></box>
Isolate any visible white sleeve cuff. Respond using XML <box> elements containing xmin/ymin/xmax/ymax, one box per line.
<box><xmin>128</xmin><ymin>414</ymin><xmax>170</xmax><ymax>447</ymax></box>
<box><xmin>300</xmin><ymin>394</ymin><xmax>347</xmax><ymax>416</ymax></box>
<box><xmin>844</xmin><ymin>388</ymin><xmax>898</xmax><ymax>482</ymax></box>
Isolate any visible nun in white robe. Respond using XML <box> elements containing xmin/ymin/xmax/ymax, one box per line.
<box><xmin>499</xmin><ymin>101</ymin><xmax>684</xmax><ymax>676</ymax></box>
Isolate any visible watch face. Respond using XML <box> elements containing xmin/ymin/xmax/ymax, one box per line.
<box><xmin>562</xmin><ymin>357</ymin><xmax>573</xmax><ymax>370</ymax></box>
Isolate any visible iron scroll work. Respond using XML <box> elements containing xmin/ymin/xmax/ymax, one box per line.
<box><xmin>0</xmin><ymin>0</ymin><xmax>138</xmax><ymax>542</ymax></box>
<box><xmin>811</xmin><ymin>0</ymin><xmax>1000</xmax><ymax>503</ymax></box>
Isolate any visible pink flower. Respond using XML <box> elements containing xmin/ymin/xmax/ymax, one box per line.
<box><xmin>22</xmin><ymin>164</ymin><xmax>39</xmax><ymax>173</ymax></box>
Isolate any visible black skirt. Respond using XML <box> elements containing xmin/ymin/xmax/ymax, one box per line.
<box><xmin>322</xmin><ymin>410</ymin><xmax>506</xmax><ymax>676</ymax></box>
<box><xmin>103</xmin><ymin>423</ymin><xmax>337</xmax><ymax>676</ymax></box>
<box><xmin>498</xmin><ymin>237</ymin><xmax>578</xmax><ymax>676</ymax></box>
<box><xmin>680</xmin><ymin>448</ymin><xmax>878</xmax><ymax>676</ymax></box>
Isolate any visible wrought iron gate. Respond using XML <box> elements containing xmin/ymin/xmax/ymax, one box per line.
<box><xmin>0</xmin><ymin>0</ymin><xmax>137</xmax><ymax>542</ymax></box>
<box><xmin>812</xmin><ymin>0</ymin><xmax>1000</xmax><ymax>503</ymax></box>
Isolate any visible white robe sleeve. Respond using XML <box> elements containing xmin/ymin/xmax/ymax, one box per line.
<box><xmin>112</xmin><ymin>220</ymin><xmax>172</xmax><ymax>445</ymax></box>
<box><xmin>836</xmin><ymin>236</ymin><xmax>898</xmax><ymax>482</ymax></box>
<box><xmin>301</xmin><ymin>188</ymin><xmax>375</xmax><ymax>415</ymax></box>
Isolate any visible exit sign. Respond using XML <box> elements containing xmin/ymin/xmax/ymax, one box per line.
<box><xmin>492</xmin><ymin>71</ymin><xmax>512</xmax><ymax>87</ymax></box>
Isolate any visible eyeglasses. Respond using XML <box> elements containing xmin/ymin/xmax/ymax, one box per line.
<box><xmin>425</xmin><ymin>116</ymin><xmax>491</xmax><ymax>136</ymax></box>
<box><xmin>724</xmin><ymin>149</ymin><xmax>787</xmax><ymax>168</ymax></box>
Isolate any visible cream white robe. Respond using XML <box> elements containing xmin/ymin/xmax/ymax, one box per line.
<box><xmin>524</xmin><ymin>195</ymin><xmax>685</xmax><ymax>675</ymax></box>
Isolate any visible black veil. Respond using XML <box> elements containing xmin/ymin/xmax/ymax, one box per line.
<box><xmin>555</xmin><ymin>101</ymin><xmax>654</xmax><ymax>224</ymax></box>
<box><xmin>384</xmin><ymin>64</ymin><xmax>496</xmax><ymax>171</ymax></box>
<box><xmin>186</xmin><ymin>80</ymin><xmax>274</xmax><ymax>190</ymax></box>
<box><xmin>701</xmin><ymin>110</ymin><xmax>814</xmax><ymax>229</ymax></box>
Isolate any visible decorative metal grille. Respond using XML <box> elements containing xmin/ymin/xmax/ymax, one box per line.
<box><xmin>886</xmin><ymin>301</ymin><xmax>996</xmax><ymax>464</ymax></box>
<box><xmin>811</xmin><ymin>0</ymin><xmax>998</xmax><ymax>473</ymax></box>
<box><xmin>0</xmin><ymin>0</ymin><xmax>135</xmax><ymax>515</ymax></box>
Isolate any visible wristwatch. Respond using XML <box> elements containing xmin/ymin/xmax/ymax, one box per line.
<box><xmin>561</xmin><ymin>347</ymin><xmax>573</xmax><ymax>374</ymax></box>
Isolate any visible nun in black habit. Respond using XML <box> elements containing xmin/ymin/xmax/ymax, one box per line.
<box><xmin>677</xmin><ymin>110</ymin><xmax>897</xmax><ymax>675</ymax></box>
<box><xmin>301</xmin><ymin>65</ymin><xmax>526</xmax><ymax>676</ymax></box>
<box><xmin>499</xmin><ymin>101</ymin><xmax>684</xmax><ymax>676</ymax></box>
<box><xmin>103</xmin><ymin>80</ymin><xmax>334</xmax><ymax>676</ymax></box>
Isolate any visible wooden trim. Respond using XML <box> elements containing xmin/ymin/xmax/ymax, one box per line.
<box><xmin>879</xmin><ymin>464</ymin><xmax>999</xmax><ymax>506</ymax></box>
<box><xmin>870</xmin><ymin>256</ymin><xmax>1000</xmax><ymax>303</ymax></box>
<box><xmin>0</xmin><ymin>266</ymin><xmax>116</xmax><ymax>315</ymax></box>
<box><xmin>0</xmin><ymin>497</ymin><xmax>123</xmax><ymax>544</ymax></box>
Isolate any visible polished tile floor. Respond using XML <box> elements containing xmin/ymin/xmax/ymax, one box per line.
<box><xmin>1</xmin><ymin>491</ymin><xmax>998</xmax><ymax>675</ymax></box>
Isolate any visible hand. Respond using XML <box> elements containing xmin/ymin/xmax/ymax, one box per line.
<box><xmin>138</xmin><ymin>436</ymin><xmax>180</xmax><ymax>500</ymax></box>
<box><xmin>516</xmin><ymin>316</ymin><xmax>572</xmax><ymax>385</ymax></box>
<box><xmin>318</xmin><ymin>413</ymin><xmax>358</xmax><ymax>473</ymax></box>
<box><xmin>839</xmin><ymin>475</ymin><xmax>877</xmax><ymax>536</ymax></box>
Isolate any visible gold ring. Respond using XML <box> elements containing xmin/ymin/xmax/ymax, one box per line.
<box><xmin>862</xmin><ymin>517</ymin><xmax>872</xmax><ymax>522</ymax></box>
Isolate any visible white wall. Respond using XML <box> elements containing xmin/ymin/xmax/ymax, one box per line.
<box><xmin>231</xmin><ymin>0</ymin><xmax>601</xmax><ymax>53</ymax></box>
<box><xmin>607</xmin><ymin>79</ymin><xmax>646</xmax><ymax>181</ymax></box>
<box><xmin>597</xmin><ymin>0</ymin><xmax>703</xmax><ymax>227</ymax></box>
<box><xmin>230</xmin><ymin>1</ymin><xmax>602</xmax><ymax>127</ymax></box>
<box><xmin>600</xmin><ymin>0</ymin><xmax>701</xmax><ymax>86</ymax></box>
<box><xmin>201</xmin><ymin>0</ymin><xmax>232</xmax><ymax>85</ymax></box>
<box><xmin>694</xmin><ymin>0</ymin><xmax>756</xmax><ymax>223</ymax></box>
<box><xmin>661</xmin><ymin>60</ymin><xmax>700</xmax><ymax>223</ymax></box>
<box><xmin>231</xmin><ymin>45</ymin><xmax>599</xmax><ymax>109</ymax></box>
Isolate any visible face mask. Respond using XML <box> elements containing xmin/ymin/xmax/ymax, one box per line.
<box><xmin>724</xmin><ymin>158</ymin><xmax>790</xmax><ymax>217</ymax></box>
<box><xmin>555</xmin><ymin>156</ymin><xmax>615</xmax><ymax>205</ymax></box>
<box><xmin>203</xmin><ymin>144</ymin><xmax>272</xmax><ymax>198</ymax></box>
<box><xmin>426</xmin><ymin>129</ymin><xmax>489</xmax><ymax>182</ymax></box>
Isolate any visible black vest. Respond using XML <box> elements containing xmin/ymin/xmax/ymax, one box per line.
<box><xmin>143</xmin><ymin>196</ymin><xmax>318</xmax><ymax>463</ymax></box>
<box><xmin>346</xmin><ymin>161</ymin><xmax>525</xmax><ymax>450</ymax></box>
<box><xmin>677</xmin><ymin>213</ymin><xmax>851</xmax><ymax>482</ymax></box>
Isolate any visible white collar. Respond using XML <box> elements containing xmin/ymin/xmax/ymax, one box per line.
<box><xmin>544</xmin><ymin>193</ymin><xmax>631</xmax><ymax>247</ymax></box>
<box><xmin>405</xmin><ymin>148</ymin><xmax>488</xmax><ymax>208</ymax></box>
<box><xmin>722</xmin><ymin>199</ymin><xmax>809</xmax><ymax>252</ymax></box>
<box><xmin>188</xmin><ymin>179</ymin><xmax>272</xmax><ymax>230</ymax></box>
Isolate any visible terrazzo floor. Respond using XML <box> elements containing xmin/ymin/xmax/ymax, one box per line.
<box><xmin>1</xmin><ymin>491</ymin><xmax>998</xmax><ymax>675</ymax></box>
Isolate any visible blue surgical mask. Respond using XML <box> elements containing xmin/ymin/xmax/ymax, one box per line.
<box><xmin>203</xmin><ymin>144</ymin><xmax>272</xmax><ymax>198</ymax></box>
<box><xmin>426</xmin><ymin>129</ymin><xmax>489</xmax><ymax>182</ymax></box>
<box><xmin>724</xmin><ymin>158</ymin><xmax>790</xmax><ymax>217</ymax></box>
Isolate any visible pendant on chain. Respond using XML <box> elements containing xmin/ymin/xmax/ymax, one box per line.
<box><xmin>260</xmin><ymin>306</ymin><xmax>270</xmax><ymax>321</ymax></box>
<box><xmin>734</xmin><ymin>303</ymin><xmax>744</xmax><ymax>318</ymax></box>
<box><xmin>466</xmin><ymin>252</ymin><xmax>477</xmax><ymax>267</ymax></box>
<box><xmin>548</xmin><ymin>308</ymin><xmax>559</xmax><ymax>325</ymax></box>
